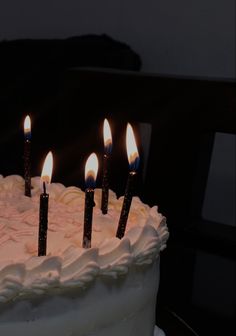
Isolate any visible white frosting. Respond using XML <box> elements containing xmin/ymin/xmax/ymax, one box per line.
<box><xmin>0</xmin><ymin>175</ymin><xmax>168</xmax><ymax>304</ymax></box>
<box><xmin>0</xmin><ymin>174</ymin><xmax>168</xmax><ymax>336</ymax></box>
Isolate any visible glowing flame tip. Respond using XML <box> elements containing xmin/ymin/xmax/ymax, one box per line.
<box><xmin>24</xmin><ymin>115</ymin><xmax>31</xmax><ymax>137</ymax></box>
<box><xmin>85</xmin><ymin>153</ymin><xmax>98</xmax><ymax>188</ymax></box>
<box><xmin>41</xmin><ymin>151</ymin><xmax>53</xmax><ymax>186</ymax></box>
<box><xmin>103</xmin><ymin>119</ymin><xmax>112</xmax><ymax>154</ymax></box>
<box><xmin>126</xmin><ymin>123</ymin><xmax>139</xmax><ymax>171</ymax></box>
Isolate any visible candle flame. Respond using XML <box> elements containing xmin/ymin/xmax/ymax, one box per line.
<box><xmin>103</xmin><ymin>119</ymin><xmax>112</xmax><ymax>154</ymax></box>
<box><xmin>24</xmin><ymin>115</ymin><xmax>31</xmax><ymax>138</ymax></box>
<box><xmin>85</xmin><ymin>153</ymin><xmax>98</xmax><ymax>189</ymax></box>
<box><xmin>41</xmin><ymin>151</ymin><xmax>53</xmax><ymax>185</ymax></box>
<box><xmin>126</xmin><ymin>123</ymin><xmax>139</xmax><ymax>171</ymax></box>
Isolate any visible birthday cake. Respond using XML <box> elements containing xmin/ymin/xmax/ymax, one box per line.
<box><xmin>0</xmin><ymin>175</ymin><xmax>169</xmax><ymax>336</ymax></box>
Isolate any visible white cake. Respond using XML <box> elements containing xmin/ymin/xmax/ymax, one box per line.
<box><xmin>0</xmin><ymin>175</ymin><xmax>169</xmax><ymax>336</ymax></box>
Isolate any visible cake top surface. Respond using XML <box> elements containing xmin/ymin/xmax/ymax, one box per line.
<box><xmin>0</xmin><ymin>175</ymin><xmax>169</xmax><ymax>303</ymax></box>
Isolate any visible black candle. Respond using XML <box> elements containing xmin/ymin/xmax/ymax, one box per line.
<box><xmin>83</xmin><ymin>153</ymin><xmax>98</xmax><ymax>248</ymax></box>
<box><xmin>101</xmin><ymin>119</ymin><xmax>112</xmax><ymax>214</ymax></box>
<box><xmin>24</xmin><ymin>115</ymin><xmax>31</xmax><ymax>197</ymax></box>
<box><xmin>38</xmin><ymin>151</ymin><xmax>53</xmax><ymax>256</ymax></box>
<box><xmin>116</xmin><ymin>124</ymin><xmax>139</xmax><ymax>239</ymax></box>
<box><xmin>38</xmin><ymin>182</ymin><xmax>49</xmax><ymax>256</ymax></box>
<box><xmin>83</xmin><ymin>188</ymin><xmax>95</xmax><ymax>248</ymax></box>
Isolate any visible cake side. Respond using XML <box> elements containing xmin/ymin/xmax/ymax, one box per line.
<box><xmin>0</xmin><ymin>260</ymin><xmax>160</xmax><ymax>336</ymax></box>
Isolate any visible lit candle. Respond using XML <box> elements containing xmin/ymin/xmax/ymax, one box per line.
<box><xmin>38</xmin><ymin>151</ymin><xmax>53</xmax><ymax>256</ymax></box>
<box><xmin>24</xmin><ymin>115</ymin><xmax>31</xmax><ymax>197</ymax></box>
<box><xmin>83</xmin><ymin>153</ymin><xmax>98</xmax><ymax>248</ymax></box>
<box><xmin>101</xmin><ymin>118</ymin><xmax>112</xmax><ymax>214</ymax></box>
<box><xmin>116</xmin><ymin>124</ymin><xmax>139</xmax><ymax>239</ymax></box>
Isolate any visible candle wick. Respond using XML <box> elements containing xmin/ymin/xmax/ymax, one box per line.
<box><xmin>43</xmin><ymin>181</ymin><xmax>46</xmax><ymax>194</ymax></box>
